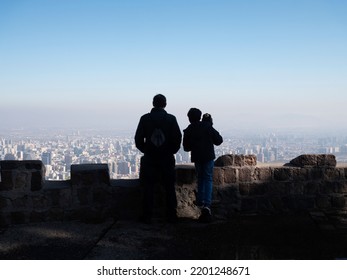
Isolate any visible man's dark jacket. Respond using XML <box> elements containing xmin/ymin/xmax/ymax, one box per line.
<box><xmin>135</xmin><ymin>107</ymin><xmax>182</xmax><ymax>159</ymax></box>
<box><xmin>183</xmin><ymin>121</ymin><xmax>223</xmax><ymax>162</ymax></box>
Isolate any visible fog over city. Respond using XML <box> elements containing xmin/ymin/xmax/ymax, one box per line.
<box><xmin>1</xmin><ymin>0</ymin><xmax>346</xmax><ymax>135</ymax></box>
<box><xmin>1</xmin><ymin>126</ymin><xmax>346</xmax><ymax>181</ymax></box>
<box><xmin>0</xmin><ymin>0</ymin><xmax>346</xmax><ymax>182</ymax></box>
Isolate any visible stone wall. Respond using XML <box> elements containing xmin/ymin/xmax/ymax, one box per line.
<box><xmin>211</xmin><ymin>154</ymin><xmax>346</xmax><ymax>219</ymax></box>
<box><xmin>1</xmin><ymin>154</ymin><xmax>347</xmax><ymax>226</ymax></box>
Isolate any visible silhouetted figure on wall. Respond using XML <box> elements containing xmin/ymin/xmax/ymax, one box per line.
<box><xmin>183</xmin><ymin>108</ymin><xmax>223</xmax><ymax>223</ymax></box>
<box><xmin>135</xmin><ymin>94</ymin><xmax>182</xmax><ymax>223</ymax></box>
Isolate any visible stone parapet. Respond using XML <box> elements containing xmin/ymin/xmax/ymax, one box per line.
<box><xmin>215</xmin><ymin>154</ymin><xmax>257</xmax><ymax>167</ymax></box>
<box><xmin>1</xmin><ymin>155</ymin><xmax>347</xmax><ymax>226</ymax></box>
<box><xmin>0</xmin><ymin>160</ymin><xmax>45</xmax><ymax>191</ymax></box>
<box><xmin>288</xmin><ymin>154</ymin><xmax>337</xmax><ymax>167</ymax></box>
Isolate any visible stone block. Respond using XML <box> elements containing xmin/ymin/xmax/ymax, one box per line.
<box><xmin>77</xmin><ymin>186</ymin><xmax>92</xmax><ymax>205</ymax></box>
<box><xmin>175</xmin><ymin>165</ymin><xmax>196</xmax><ymax>185</ymax></box>
<box><xmin>281</xmin><ymin>196</ymin><xmax>298</xmax><ymax>210</ymax></box>
<box><xmin>71</xmin><ymin>164</ymin><xmax>110</xmax><ymax>187</ymax></box>
<box><xmin>0</xmin><ymin>161</ymin><xmax>22</xmax><ymax>169</ymax></box>
<box><xmin>296</xmin><ymin>197</ymin><xmax>315</xmax><ymax>211</ymax></box>
<box><xmin>331</xmin><ymin>195</ymin><xmax>346</xmax><ymax>209</ymax></box>
<box><xmin>244</xmin><ymin>155</ymin><xmax>257</xmax><ymax>166</ymax></box>
<box><xmin>83</xmin><ymin>173</ymin><xmax>96</xmax><ymax>185</ymax></box>
<box><xmin>0</xmin><ymin>160</ymin><xmax>45</xmax><ymax>191</ymax></box>
<box><xmin>292</xmin><ymin>168</ymin><xmax>309</xmax><ymax>181</ymax></box>
<box><xmin>14</xmin><ymin>171</ymin><xmax>30</xmax><ymax>190</ymax></box>
<box><xmin>223</xmin><ymin>167</ymin><xmax>237</xmax><ymax>184</ymax></box>
<box><xmin>259</xmin><ymin>196</ymin><xmax>297</xmax><ymax>214</ymax></box>
<box><xmin>239</xmin><ymin>183</ymin><xmax>249</xmax><ymax>195</ymax></box>
<box><xmin>214</xmin><ymin>155</ymin><xmax>233</xmax><ymax>166</ymax></box>
<box><xmin>319</xmin><ymin>181</ymin><xmax>338</xmax><ymax>194</ymax></box>
<box><xmin>273</xmin><ymin>168</ymin><xmax>292</xmax><ymax>181</ymax></box>
<box><xmin>323</xmin><ymin>168</ymin><xmax>342</xmax><ymax>181</ymax></box>
<box><xmin>269</xmin><ymin>196</ymin><xmax>285</xmax><ymax>212</ymax></box>
<box><xmin>267</xmin><ymin>182</ymin><xmax>287</xmax><ymax>195</ymax></box>
<box><xmin>25</xmin><ymin>161</ymin><xmax>44</xmax><ymax>170</ymax></box>
<box><xmin>213</xmin><ymin>167</ymin><xmax>224</xmax><ymax>186</ymax></box>
<box><xmin>93</xmin><ymin>188</ymin><xmax>111</xmax><ymax>205</ymax></box>
<box><xmin>309</xmin><ymin>168</ymin><xmax>324</xmax><ymax>180</ymax></box>
<box><xmin>239</xmin><ymin>167</ymin><xmax>252</xmax><ymax>182</ymax></box>
<box><xmin>289</xmin><ymin>154</ymin><xmax>316</xmax><ymax>167</ymax></box>
<box><xmin>320</xmin><ymin>182</ymin><xmax>347</xmax><ymax>194</ymax></box>
<box><xmin>215</xmin><ymin>154</ymin><xmax>257</xmax><ymax>167</ymax></box>
<box><xmin>333</xmin><ymin>182</ymin><xmax>347</xmax><ymax>194</ymax></box>
<box><xmin>317</xmin><ymin>154</ymin><xmax>337</xmax><ymax>167</ymax></box>
<box><xmin>0</xmin><ymin>170</ymin><xmax>14</xmax><ymax>190</ymax></box>
<box><xmin>0</xmin><ymin>213</ymin><xmax>10</xmax><ymax>227</ymax></box>
<box><xmin>316</xmin><ymin>195</ymin><xmax>331</xmax><ymax>209</ymax></box>
<box><xmin>253</xmin><ymin>167</ymin><xmax>272</xmax><ymax>181</ymax></box>
<box><xmin>176</xmin><ymin>185</ymin><xmax>196</xmax><ymax>206</ymax></box>
<box><xmin>288</xmin><ymin>183</ymin><xmax>304</xmax><ymax>195</ymax></box>
<box><xmin>13</xmin><ymin>195</ymin><xmax>32</xmax><ymax>209</ymax></box>
<box><xmin>32</xmin><ymin>194</ymin><xmax>50</xmax><ymax>210</ymax></box>
<box><xmin>257</xmin><ymin>197</ymin><xmax>275</xmax><ymax>214</ymax></box>
<box><xmin>110</xmin><ymin>186</ymin><xmax>141</xmax><ymax>220</ymax></box>
<box><xmin>304</xmin><ymin>182</ymin><xmax>320</xmax><ymax>195</ymax></box>
<box><xmin>215</xmin><ymin>186</ymin><xmax>239</xmax><ymax>202</ymax></box>
<box><xmin>46</xmin><ymin>188</ymin><xmax>72</xmax><ymax>208</ymax></box>
<box><xmin>240</xmin><ymin>197</ymin><xmax>257</xmax><ymax>212</ymax></box>
<box><xmin>233</xmin><ymin>155</ymin><xmax>244</xmax><ymax>166</ymax></box>
<box><xmin>249</xmin><ymin>183</ymin><xmax>268</xmax><ymax>196</ymax></box>
<box><xmin>176</xmin><ymin>185</ymin><xmax>200</xmax><ymax>219</ymax></box>
<box><xmin>289</xmin><ymin>154</ymin><xmax>336</xmax><ymax>167</ymax></box>
<box><xmin>31</xmin><ymin>171</ymin><xmax>44</xmax><ymax>191</ymax></box>
<box><xmin>0</xmin><ymin>196</ymin><xmax>10</xmax><ymax>210</ymax></box>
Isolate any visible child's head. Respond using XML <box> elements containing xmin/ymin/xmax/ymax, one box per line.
<box><xmin>187</xmin><ymin>108</ymin><xmax>202</xmax><ymax>123</ymax></box>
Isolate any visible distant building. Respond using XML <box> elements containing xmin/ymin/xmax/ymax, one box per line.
<box><xmin>42</xmin><ymin>152</ymin><xmax>52</xmax><ymax>165</ymax></box>
<box><xmin>118</xmin><ymin>161</ymin><xmax>131</xmax><ymax>175</ymax></box>
<box><xmin>23</xmin><ymin>153</ymin><xmax>34</xmax><ymax>160</ymax></box>
<box><xmin>4</xmin><ymin>153</ymin><xmax>16</xmax><ymax>160</ymax></box>
<box><xmin>64</xmin><ymin>154</ymin><xmax>73</xmax><ymax>171</ymax></box>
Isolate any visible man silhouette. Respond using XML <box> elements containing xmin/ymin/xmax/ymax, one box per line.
<box><xmin>135</xmin><ymin>94</ymin><xmax>182</xmax><ymax>223</ymax></box>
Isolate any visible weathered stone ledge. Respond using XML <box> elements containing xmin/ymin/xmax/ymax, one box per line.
<box><xmin>1</xmin><ymin>154</ymin><xmax>347</xmax><ymax>226</ymax></box>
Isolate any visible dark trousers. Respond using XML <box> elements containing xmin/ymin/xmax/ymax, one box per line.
<box><xmin>140</xmin><ymin>155</ymin><xmax>177</xmax><ymax>219</ymax></box>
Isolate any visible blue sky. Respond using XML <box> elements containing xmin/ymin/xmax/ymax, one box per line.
<box><xmin>0</xmin><ymin>0</ymin><xmax>346</xmax><ymax>133</ymax></box>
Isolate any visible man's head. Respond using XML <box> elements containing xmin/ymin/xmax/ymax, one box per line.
<box><xmin>187</xmin><ymin>108</ymin><xmax>202</xmax><ymax>123</ymax></box>
<box><xmin>153</xmin><ymin>94</ymin><xmax>167</xmax><ymax>108</ymax></box>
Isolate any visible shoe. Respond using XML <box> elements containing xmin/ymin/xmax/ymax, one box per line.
<box><xmin>198</xmin><ymin>207</ymin><xmax>212</xmax><ymax>223</ymax></box>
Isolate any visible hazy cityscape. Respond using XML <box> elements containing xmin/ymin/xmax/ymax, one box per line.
<box><xmin>1</xmin><ymin>128</ymin><xmax>347</xmax><ymax>181</ymax></box>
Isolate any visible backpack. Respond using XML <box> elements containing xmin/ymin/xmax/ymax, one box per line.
<box><xmin>151</xmin><ymin>128</ymin><xmax>166</xmax><ymax>147</ymax></box>
<box><xmin>149</xmin><ymin>113</ymin><xmax>167</xmax><ymax>147</ymax></box>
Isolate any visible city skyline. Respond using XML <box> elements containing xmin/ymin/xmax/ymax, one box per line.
<box><xmin>1</xmin><ymin>0</ymin><xmax>346</xmax><ymax>133</ymax></box>
<box><xmin>1</xmin><ymin>128</ymin><xmax>347</xmax><ymax>180</ymax></box>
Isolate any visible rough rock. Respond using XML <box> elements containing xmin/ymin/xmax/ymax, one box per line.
<box><xmin>289</xmin><ymin>154</ymin><xmax>336</xmax><ymax>167</ymax></box>
<box><xmin>215</xmin><ymin>155</ymin><xmax>257</xmax><ymax>167</ymax></box>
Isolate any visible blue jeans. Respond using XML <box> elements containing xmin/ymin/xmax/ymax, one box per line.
<box><xmin>194</xmin><ymin>160</ymin><xmax>214</xmax><ymax>208</ymax></box>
